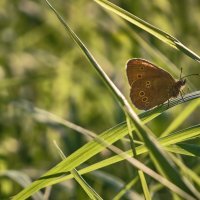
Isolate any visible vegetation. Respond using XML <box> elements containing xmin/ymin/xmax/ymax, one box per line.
<box><xmin>0</xmin><ymin>0</ymin><xmax>199</xmax><ymax>199</ymax></box>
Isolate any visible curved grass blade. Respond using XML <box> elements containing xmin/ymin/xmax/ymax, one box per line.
<box><xmin>176</xmin><ymin>143</ymin><xmax>200</xmax><ymax>157</ymax></box>
<box><xmin>16</xmin><ymin>91</ymin><xmax>200</xmax><ymax>130</ymax></box>
<box><xmin>161</xmin><ymin>99</ymin><xmax>200</xmax><ymax>137</ymax></box>
<box><xmin>0</xmin><ymin>170</ymin><xmax>44</xmax><ymax>200</ymax></box>
<box><xmin>126</xmin><ymin>114</ymin><xmax>151</xmax><ymax>200</ymax></box>
<box><xmin>113</xmin><ymin>177</ymin><xmax>139</xmax><ymax>200</ymax></box>
<box><xmin>89</xmin><ymin>170</ymin><xmax>143</xmax><ymax>200</ymax></box>
<box><xmin>12</xmin><ymin>123</ymin><xmax>198</xmax><ymax>200</ymax></box>
<box><xmin>54</xmin><ymin>141</ymin><xmax>103</xmax><ymax>200</ymax></box>
<box><xmin>53</xmin><ymin>124</ymin><xmax>200</xmax><ymax>184</ymax></box>
<box><xmin>170</xmin><ymin>153</ymin><xmax>200</xmax><ymax>188</ymax></box>
<box><xmin>138</xmin><ymin>171</ymin><xmax>151</xmax><ymax>200</ymax></box>
<box><xmin>140</xmin><ymin>91</ymin><xmax>200</xmax><ymax>122</ymax></box>
<box><xmin>94</xmin><ymin>0</ymin><xmax>200</xmax><ymax>62</ymax></box>
<box><xmin>164</xmin><ymin>145</ymin><xmax>200</xmax><ymax>157</ymax></box>
<box><xmin>12</xmin><ymin>104</ymin><xmax>200</xmax><ymax>199</ymax></box>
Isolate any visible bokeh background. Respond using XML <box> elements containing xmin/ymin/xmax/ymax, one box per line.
<box><xmin>0</xmin><ymin>0</ymin><xmax>199</xmax><ymax>199</ymax></box>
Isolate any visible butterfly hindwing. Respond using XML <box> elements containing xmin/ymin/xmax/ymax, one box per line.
<box><xmin>130</xmin><ymin>77</ymin><xmax>175</xmax><ymax>110</ymax></box>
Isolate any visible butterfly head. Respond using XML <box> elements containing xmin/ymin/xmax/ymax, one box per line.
<box><xmin>173</xmin><ymin>79</ymin><xmax>186</xmax><ymax>97</ymax></box>
<box><xmin>179</xmin><ymin>78</ymin><xmax>186</xmax><ymax>86</ymax></box>
<box><xmin>172</xmin><ymin>69</ymin><xmax>199</xmax><ymax>97</ymax></box>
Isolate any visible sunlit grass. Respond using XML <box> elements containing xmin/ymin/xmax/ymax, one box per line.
<box><xmin>0</xmin><ymin>0</ymin><xmax>199</xmax><ymax>199</ymax></box>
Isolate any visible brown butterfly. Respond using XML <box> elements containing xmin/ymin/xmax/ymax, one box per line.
<box><xmin>126</xmin><ymin>58</ymin><xmax>186</xmax><ymax>110</ymax></box>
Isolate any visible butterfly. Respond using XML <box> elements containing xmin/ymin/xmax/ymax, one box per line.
<box><xmin>126</xmin><ymin>58</ymin><xmax>186</xmax><ymax>110</ymax></box>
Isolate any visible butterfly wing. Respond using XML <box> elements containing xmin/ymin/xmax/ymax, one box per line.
<box><xmin>130</xmin><ymin>76</ymin><xmax>175</xmax><ymax>110</ymax></box>
<box><xmin>126</xmin><ymin>58</ymin><xmax>174</xmax><ymax>86</ymax></box>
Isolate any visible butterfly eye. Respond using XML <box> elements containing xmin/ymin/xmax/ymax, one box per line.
<box><xmin>139</xmin><ymin>91</ymin><xmax>145</xmax><ymax>97</ymax></box>
<box><xmin>142</xmin><ymin>97</ymin><xmax>148</xmax><ymax>102</ymax></box>
<box><xmin>137</xmin><ymin>74</ymin><xmax>142</xmax><ymax>79</ymax></box>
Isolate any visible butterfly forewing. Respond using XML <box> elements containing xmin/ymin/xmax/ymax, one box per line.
<box><xmin>126</xmin><ymin>58</ymin><xmax>174</xmax><ymax>86</ymax></box>
<box><xmin>126</xmin><ymin>58</ymin><xmax>176</xmax><ymax>110</ymax></box>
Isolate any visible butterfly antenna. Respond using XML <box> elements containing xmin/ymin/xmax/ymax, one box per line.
<box><xmin>179</xmin><ymin>67</ymin><xmax>183</xmax><ymax>80</ymax></box>
<box><xmin>181</xmin><ymin>73</ymin><xmax>199</xmax><ymax>79</ymax></box>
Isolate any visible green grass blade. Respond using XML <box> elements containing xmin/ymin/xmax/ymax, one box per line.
<box><xmin>113</xmin><ymin>177</ymin><xmax>139</xmax><ymax>200</ymax></box>
<box><xmin>94</xmin><ymin>0</ymin><xmax>200</xmax><ymax>62</ymax></box>
<box><xmin>126</xmin><ymin>114</ymin><xmax>151</xmax><ymax>200</ymax></box>
<box><xmin>161</xmin><ymin>99</ymin><xmax>200</xmax><ymax>137</ymax></box>
<box><xmin>140</xmin><ymin>91</ymin><xmax>200</xmax><ymax>123</ymax></box>
<box><xmin>54</xmin><ymin>141</ymin><xmax>103</xmax><ymax>200</ymax></box>
<box><xmin>176</xmin><ymin>143</ymin><xmax>200</xmax><ymax>157</ymax></box>
<box><xmin>89</xmin><ymin>170</ymin><xmax>143</xmax><ymax>199</ymax></box>
<box><xmin>0</xmin><ymin>171</ymin><xmax>44</xmax><ymax>200</ymax></box>
<box><xmin>71</xmin><ymin>169</ymin><xmax>103</xmax><ymax>200</ymax></box>
<box><xmin>164</xmin><ymin>144</ymin><xmax>199</xmax><ymax>157</ymax></box>
<box><xmin>17</xmin><ymin>91</ymin><xmax>200</xmax><ymax>128</ymax></box>
<box><xmin>138</xmin><ymin>171</ymin><xmax>151</xmax><ymax>200</ymax></box>
<box><xmin>170</xmin><ymin>154</ymin><xmax>200</xmax><ymax>188</ymax></box>
<box><xmin>54</xmin><ymin>125</ymin><xmax>200</xmax><ymax>184</ymax></box>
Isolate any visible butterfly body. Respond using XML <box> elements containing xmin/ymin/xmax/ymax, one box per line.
<box><xmin>126</xmin><ymin>58</ymin><xmax>186</xmax><ymax>110</ymax></box>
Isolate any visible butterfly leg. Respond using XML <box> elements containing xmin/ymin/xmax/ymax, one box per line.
<box><xmin>180</xmin><ymin>90</ymin><xmax>185</xmax><ymax>102</ymax></box>
<box><xmin>181</xmin><ymin>89</ymin><xmax>185</xmax><ymax>95</ymax></box>
<box><xmin>167</xmin><ymin>99</ymin><xmax>170</xmax><ymax>108</ymax></box>
<box><xmin>166</xmin><ymin>89</ymin><xmax>171</xmax><ymax>109</ymax></box>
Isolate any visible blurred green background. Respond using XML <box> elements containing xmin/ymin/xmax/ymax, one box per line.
<box><xmin>0</xmin><ymin>0</ymin><xmax>199</xmax><ymax>199</ymax></box>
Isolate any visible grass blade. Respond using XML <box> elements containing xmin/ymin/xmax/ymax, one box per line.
<box><xmin>161</xmin><ymin>99</ymin><xmax>200</xmax><ymax>137</ymax></box>
<box><xmin>94</xmin><ymin>0</ymin><xmax>200</xmax><ymax>62</ymax></box>
<box><xmin>138</xmin><ymin>171</ymin><xmax>151</xmax><ymax>200</ymax></box>
<box><xmin>54</xmin><ymin>125</ymin><xmax>200</xmax><ymax>184</ymax></box>
<box><xmin>0</xmin><ymin>171</ymin><xmax>44</xmax><ymax>200</ymax></box>
<box><xmin>54</xmin><ymin>141</ymin><xmax>103</xmax><ymax>200</ymax></box>
<box><xmin>113</xmin><ymin>177</ymin><xmax>139</xmax><ymax>200</ymax></box>
<box><xmin>126</xmin><ymin>114</ymin><xmax>151</xmax><ymax>200</ymax></box>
